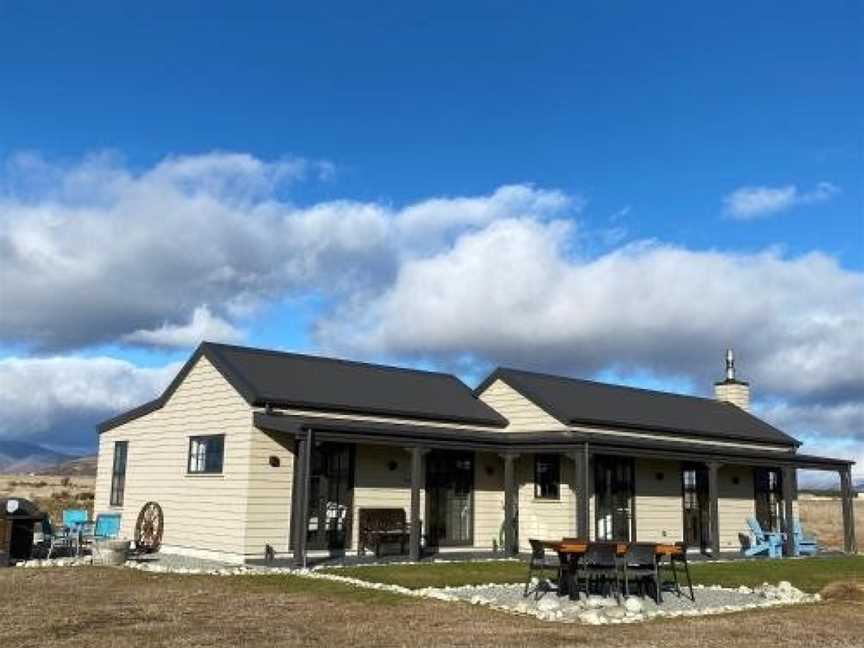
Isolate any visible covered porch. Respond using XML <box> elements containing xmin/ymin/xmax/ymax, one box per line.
<box><xmin>254</xmin><ymin>412</ymin><xmax>858</xmax><ymax>567</ymax></box>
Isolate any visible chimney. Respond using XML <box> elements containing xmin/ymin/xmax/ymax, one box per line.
<box><xmin>714</xmin><ymin>348</ymin><xmax>750</xmax><ymax>411</ymax></box>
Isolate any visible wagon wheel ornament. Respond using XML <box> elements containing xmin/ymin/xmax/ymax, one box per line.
<box><xmin>134</xmin><ymin>501</ymin><xmax>164</xmax><ymax>554</ymax></box>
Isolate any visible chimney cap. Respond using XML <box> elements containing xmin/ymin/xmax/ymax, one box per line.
<box><xmin>714</xmin><ymin>348</ymin><xmax>749</xmax><ymax>386</ymax></box>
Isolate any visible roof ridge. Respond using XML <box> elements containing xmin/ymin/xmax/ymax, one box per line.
<box><xmin>497</xmin><ymin>366</ymin><xmax>726</xmax><ymax>405</ymax></box>
<box><xmin>202</xmin><ymin>341</ymin><xmax>465</xmax><ymax>383</ymax></box>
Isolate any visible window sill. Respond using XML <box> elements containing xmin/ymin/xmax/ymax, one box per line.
<box><xmin>185</xmin><ymin>473</ymin><xmax>225</xmax><ymax>478</ymax></box>
<box><xmin>533</xmin><ymin>497</ymin><xmax>562</xmax><ymax>503</ymax></box>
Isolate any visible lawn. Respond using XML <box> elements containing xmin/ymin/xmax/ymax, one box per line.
<box><xmin>322</xmin><ymin>555</ymin><xmax>864</xmax><ymax>592</ymax></box>
<box><xmin>1</xmin><ymin>566</ymin><xmax>863</xmax><ymax>648</ymax></box>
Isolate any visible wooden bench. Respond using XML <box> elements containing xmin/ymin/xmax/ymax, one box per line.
<box><xmin>358</xmin><ymin>508</ymin><xmax>411</xmax><ymax>557</ymax></box>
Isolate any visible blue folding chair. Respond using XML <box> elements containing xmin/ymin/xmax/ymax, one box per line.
<box><xmin>792</xmin><ymin>519</ymin><xmax>818</xmax><ymax>556</ymax></box>
<box><xmin>62</xmin><ymin>509</ymin><xmax>88</xmax><ymax>533</ymax></box>
<box><xmin>745</xmin><ymin>516</ymin><xmax>782</xmax><ymax>558</ymax></box>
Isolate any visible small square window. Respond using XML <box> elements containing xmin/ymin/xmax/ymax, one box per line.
<box><xmin>534</xmin><ymin>454</ymin><xmax>560</xmax><ymax>499</ymax></box>
<box><xmin>188</xmin><ymin>435</ymin><xmax>225</xmax><ymax>474</ymax></box>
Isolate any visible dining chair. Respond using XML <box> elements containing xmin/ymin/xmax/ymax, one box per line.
<box><xmin>577</xmin><ymin>542</ymin><xmax>621</xmax><ymax>603</ymax></box>
<box><xmin>523</xmin><ymin>538</ymin><xmax>563</xmax><ymax>599</ymax></box>
<box><xmin>621</xmin><ymin>542</ymin><xmax>662</xmax><ymax>603</ymax></box>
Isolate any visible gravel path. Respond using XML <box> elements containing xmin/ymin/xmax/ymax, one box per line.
<box><xmin>128</xmin><ymin>552</ymin><xmax>237</xmax><ymax>572</ymax></box>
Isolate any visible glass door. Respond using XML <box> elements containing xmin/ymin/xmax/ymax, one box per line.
<box><xmin>425</xmin><ymin>450</ymin><xmax>474</xmax><ymax>547</ymax></box>
<box><xmin>306</xmin><ymin>443</ymin><xmax>354</xmax><ymax>551</ymax></box>
<box><xmin>594</xmin><ymin>456</ymin><xmax>634</xmax><ymax>541</ymax></box>
<box><xmin>754</xmin><ymin>467</ymin><xmax>783</xmax><ymax>533</ymax></box>
<box><xmin>682</xmin><ymin>465</ymin><xmax>710</xmax><ymax>552</ymax></box>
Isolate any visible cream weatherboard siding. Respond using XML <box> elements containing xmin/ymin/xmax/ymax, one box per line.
<box><xmin>476</xmin><ymin>380</ymin><xmax>565</xmax><ymax>431</ymax></box>
<box><xmin>350</xmin><ymin>444</ymin><xmax>415</xmax><ymax>551</ymax></box>
<box><xmin>243</xmin><ymin>429</ymin><xmax>295</xmax><ymax>559</ymax></box>
<box><xmin>634</xmin><ymin>459</ymin><xmax>685</xmax><ymax>543</ymax></box>
<box><xmin>717</xmin><ymin>465</ymin><xmax>756</xmax><ymax>550</ymax></box>
<box><xmin>474</xmin><ymin>452</ymin><xmax>505</xmax><ymax>550</ymax></box>
<box><xmin>517</xmin><ymin>454</ymin><xmax>578</xmax><ymax>543</ymax></box>
<box><xmin>94</xmin><ymin>356</ymin><xmax>257</xmax><ymax>563</ymax></box>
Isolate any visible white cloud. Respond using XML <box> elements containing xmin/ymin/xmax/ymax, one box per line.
<box><xmin>315</xmin><ymin>218</ymin><xmax>864</xmax><ymax>408</ymax></box>
<box><xmin>0</xmin><ymin>152</ymin><xmax>577</xmax><ymax>351</ymax></box>
<box><xmin>723</xmin><ymin>181</ymin><xmax>839</xmax><ymax>219</ymax></box>
<box><xmin>122</xmin><ymin>305</ymin><xmax>243</xmax><ymax>348</ymax></box>
<box><xmin>0</xmin><ymin>356</ymin><xmax>178</xmax><ymax>450</ymax></box>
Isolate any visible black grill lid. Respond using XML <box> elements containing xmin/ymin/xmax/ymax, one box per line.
<box><xmin>0</xmin><ymin>498</ymin><xmax>45</xmax><ymax>519</ymax></box>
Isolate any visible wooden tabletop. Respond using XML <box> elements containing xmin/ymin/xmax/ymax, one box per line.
<box><xmin>541</xmin><ymin>539</ymin><xmax>682</xmax><ymax>557</ymax></box>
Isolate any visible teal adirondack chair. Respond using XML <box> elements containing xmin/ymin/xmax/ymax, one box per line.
<box><xmin>745</xmin><ymin>516</ymin><xmax>782</xmax><ymax>558</ymax></box>
<box><xmin>92</xmin><ymin>513</ymin><xmax>121</xmax><ymax>539</ymax></box>
<box><xmin>82</xmin><ymin>513</ymin><xmax>122</xmax><ymax>546</ymax></box>
<box><xmin>792</xmin><ymin>519</ymin><xmax>818</xmax><ymax>556</ymax></box>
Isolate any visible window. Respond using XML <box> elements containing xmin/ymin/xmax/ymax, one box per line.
<box><xmin>534</xmin><ymin>454</ymin><xmax>560</xmax><ymax>499</ymax></box>
<box><xmin>110</xmin><ymin>441</ymin><xmax>128</xmax><ymax>506</ymax></box>
<box><xmin>188</xmin><ymin>435</ymin><xmax>225</xmax><ymax>474</ymax></box>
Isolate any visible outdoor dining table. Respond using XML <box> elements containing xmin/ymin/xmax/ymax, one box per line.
<box><xmin>541</xmin><ymin>539</ymin><xmax>683</xmax><ymax>598</ymax></box>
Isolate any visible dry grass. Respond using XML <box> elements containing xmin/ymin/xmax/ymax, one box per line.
<box><xmin>1</xmin><ymin>568</ymin><xmax>863</xmax><ymax>648</ymax></box>
<box><xmin>0</xmin><ymin>473</ymin><xmax>96</xmax><ymax>522</ymax></box>
<box><xmin>820</xmin><ymin>580</ymin><xmax>864</xmax><ymax>602</ymax></box>
<box><xmin>798</xmin><ymin>498</ymin><xmax>863</xmax><ymax>551</ymax></box>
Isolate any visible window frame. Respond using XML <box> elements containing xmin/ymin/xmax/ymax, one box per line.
<box><xmin>187</xmin><ymin>434</ymin><xmax>225</xmax><ymax>475</ymax></box>
<box><xmin>533</xmin><ymin>453</ymin><xmax>561</xmax><ymax>500</ymax></box>
<box><xmin>109</xmin><ymin>440</ymin><xmax>128</xmax><ymax>507</ymax></box>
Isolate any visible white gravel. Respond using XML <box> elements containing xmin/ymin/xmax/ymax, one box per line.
<box><xmin>430</xmin><ymin>579</ymin><xmax>820</xmax><ymax>623</ymax></box>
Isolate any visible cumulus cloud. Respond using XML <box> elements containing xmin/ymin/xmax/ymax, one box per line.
<box><xmin>723</xmin><ymin>181</ymin><xmax>839</xmax><ymax>219</ymax></box>
<box><xmin>0</xmin><ymin>152</ymin><xmax>574</xmax><ymax>351</ymax></box>
<box><xmin>316</xmin><ymin>219</ymin><xmax>863</xmax><ymax>396</ymax></box>
<box><xmin>122</xmin><ymin>305</ymin><xmax>243</xmax><ymax>348</ymax></box>
<box><xmin>0</xmin><ymin>356</ymin><xmax>179</xmax><ymax>450</ymax></box>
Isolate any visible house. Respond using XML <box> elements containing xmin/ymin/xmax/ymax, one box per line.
<box><xmin>95</xmin><ymin>343</ymin><xmax>858</xmax><ymax>564</ymax></box>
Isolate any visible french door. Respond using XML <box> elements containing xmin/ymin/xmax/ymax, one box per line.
<box><xmin>754</xmin><ymin>467</ymin><xmax>783</xmax><ymax>533</ymax></box>
<box><xmin>306</xmin><ymin>443</ymin><xmax>354</xmax><ymax>551</ymax></box>
<box><xmin>426</xmin><ymin>450</ymin><xmax>474</xmax><ymax>547</ymax></box>
<box><xmin>594</xmin><ymin>456</ymin><xmax>635</xmax><ymax>541</ymax></box>
<box><xmin>682</xmin><ymin>465</ymin><xmax>710</xmax><ymax>552</ymax></box>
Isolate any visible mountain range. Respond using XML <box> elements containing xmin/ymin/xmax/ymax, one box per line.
<box><xmin>0</xmin><ymin>440</ymin><xmax>80</xmax><ymax>474</ymax></box>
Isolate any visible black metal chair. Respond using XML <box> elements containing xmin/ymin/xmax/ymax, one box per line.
<box><xmin>621</xmin><ymin>542</ymin><xmax>662</xmax><ymax>603</ymax></box>
<box><xmin>577</xmin><ymin>542</ymin><xmax>621</xmax><ymax>603</ymax></box>
<box><xmin>523</xmin><ymin>538</ymin><xmax>562</xmax><ymax>599</ymax></box>
<box><xmin>666</xmin><ymin>541</ymin><xmax>695</xmax><ymax>601</ymax></box>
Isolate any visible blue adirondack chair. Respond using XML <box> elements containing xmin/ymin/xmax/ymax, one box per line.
<box><xmin>792</xmin><ymin>518</ymin><xmax>818</xmax><ymax>556</ymax></box>
<box><xmin>745</xmin><ymin>516</ymin><xmax>782</xmax><ymax>558</ymax></box>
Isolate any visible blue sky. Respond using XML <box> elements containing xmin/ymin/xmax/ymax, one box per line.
<box><xmin>0</xmin><ymin>2</ymin><xmax>862</xmax><ymax>476</ymax></box>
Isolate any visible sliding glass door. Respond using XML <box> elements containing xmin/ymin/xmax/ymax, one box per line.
<box><xmin>306</xmin><ymin>443</ymin><xmax>355</xmax><ymax>551</ymax></box>
<box><xmin>426</xmin><ymin>450</ymin><xmax>474</xmax><ymax>547</ymax></box>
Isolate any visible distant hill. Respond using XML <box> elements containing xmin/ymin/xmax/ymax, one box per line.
<box><xmin>0</xmin><ymin>440</ymin><xmax>75</xmax><ymax>474</ymax></box>
<box><xmin>39</xmin><ymin>455</ymin><xmax>98</xmax><ymax>477</ymax></box>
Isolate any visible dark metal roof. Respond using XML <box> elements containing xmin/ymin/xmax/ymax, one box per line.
<box><xmin>474</xmin><ymin>368</ymin><xmax>801</xmax><ymax>448</ymax></box>
<box><xmin>99</xmin><ymin>343</ymin><xmax>508</xmax><ymax>432</ymax></box>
